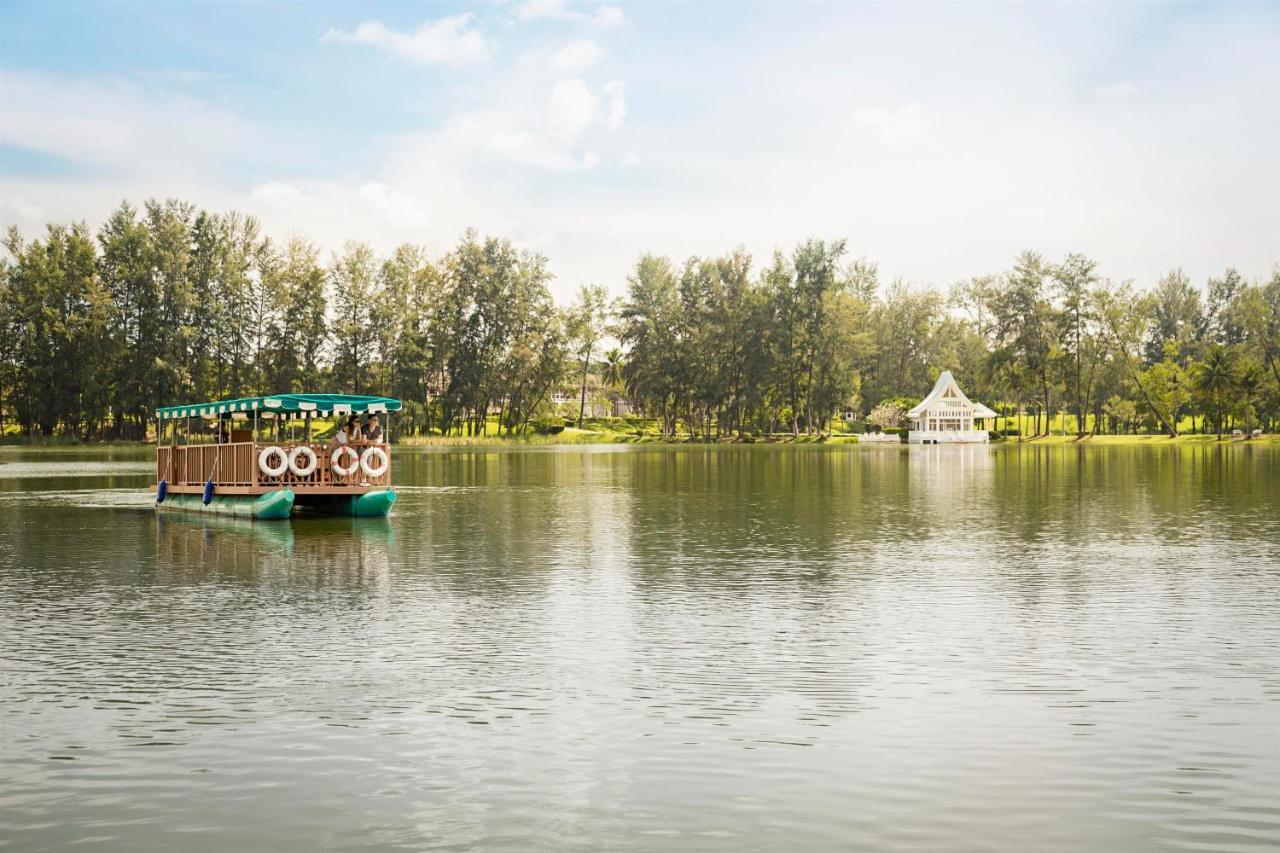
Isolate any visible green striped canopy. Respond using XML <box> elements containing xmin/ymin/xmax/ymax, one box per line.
<box><xmin>156</xmin><ymin>393</ymin><xmax>402</xmax><ymax>420</ymax></box>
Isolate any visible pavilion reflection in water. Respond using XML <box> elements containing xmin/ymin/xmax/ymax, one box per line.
<box><xmin>907</xmin><ymin>443</ymin><xmax>996</xmax><ymax>517</ymax></box>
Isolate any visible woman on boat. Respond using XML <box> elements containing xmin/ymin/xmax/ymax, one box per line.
<box><xmin>327</xmin><ymin>418</ymin><xmax>359</xmax><ymax>484</ymax></box>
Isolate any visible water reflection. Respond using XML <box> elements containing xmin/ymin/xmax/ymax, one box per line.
<box><xmin>153</xmin><ymin>514</ymin><xmax>397</xmax><ymax>586</ymax></box>
<box><xmin>0</xmin><ymin>444</ymin><xmax>1277</xmax><ymax>852</ymax></box>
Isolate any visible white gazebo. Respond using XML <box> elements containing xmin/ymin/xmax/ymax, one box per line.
<box><xmin>907</xmin><ymin>370</ymin><xmax>997</xmax><ymax>444</ymax></box>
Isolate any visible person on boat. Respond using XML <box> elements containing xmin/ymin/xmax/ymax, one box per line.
<box><xmin>354</xmin><ymin>414</ymin><xmax>385</xmax><ymax>486</ymax></box>
<box><xmin>363</xmin><ymin>413</ymin><xmax>383</xmax><ymax>445</ymax></box>
<box><xmin>326</xmin><ymin>418</ymin><xmax>358</xmax><ymax>484</ymax></box>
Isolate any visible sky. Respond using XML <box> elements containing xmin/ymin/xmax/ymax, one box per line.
<box><xmin>1</xmin><ymin>0</ymin><xmax>1277</xmax><ymax>301</ymax></box>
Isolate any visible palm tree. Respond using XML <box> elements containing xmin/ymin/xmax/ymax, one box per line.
<box><xmin>1238</xmin><ymin>362</ymin><xmax>1264</xmax><ymax>439</ymax></box>
<box><xmin>601</xmin><ymin>348</ymin><xmax>624</xmax><ymax>394</ymax></box>
<box><xmin>597</xmin><ymin>347</ymin><xmax>625</xmax><ymax>417</ymax></box>
<box><xmin>1193</xmin><ymin>345</ymin><xmax>1240</xmax><ymax>439</ymax></box>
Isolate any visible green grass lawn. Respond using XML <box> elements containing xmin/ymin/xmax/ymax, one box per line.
<box><xmin>5</xmin><ymin>413</ymin><xmax>1275</xmax><ymax>447</ymax></box>
<box><xmin>999</xmin><ymin>432</ymin><xmax>1279</xmax><ymax>446</ymax></box>
<box><xmin>986</xmin><ymin>412</ymin><xmax>1270</xmax><ymax>438</ymax></box>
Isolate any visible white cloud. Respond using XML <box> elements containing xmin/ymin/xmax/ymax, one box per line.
<box><xmin>515</xmin><ymin>1</ymin><xmax>624</xmax><ymax>27</ymax></box>
<box><xmin>0</xmin><ymin>70</ymin><xmax>255</xmax><ymax>175</ymax></box>
<box><xmin>549</xmin><ymin>78</ymin><xmax>599</xmax><ymax>137</ymax></box>
<box><xmin>134</xmin><ymin>69</ymin><xmax>225</xmax><ymax>84</ymax></box>
<box><xmin>1097</xmin><ymin>80</ymin><xmax>1150</xmax><ymax>98</ymax></box>
<box><xmin>516</xmin><ymin>0</ymin><xmax>576</xmax><ymax>22</ymax></box>
<box><xmin>602</xmin><ymin>80</ymin><xmax>626</xmax><ymax>129</ymax></box>
<box><xmin>551</xmin><ymin>39</ymin><xmax>605</xmax><ymax>73</ymax></box>
<box><xmin>592</xmin><ymin>6</ymin><xmax>625</xmax><ymax>28</ymax></box>
<box><xmin>320</xmin><ymin>14</ymin><xmax>492</xmax><ymax>66</ymax></box>
<box><xmin>383</xmin><ymin>75</ymin><xmax>626</xmax><ymax>173</ymax></box>
<box><xmin>0</xmin><ymin>195</ymin><xmax>47</xmax><ymax>224</ymax></box>
<box><xmin>356</xmin><ymin>182</ymin><xmax>431</xmax><ymax>228</ymax></box>
<box><xmin>251</xmin><ymin>181</ymin><xmax>303</xmax><ymax>205</ymax></box>
<box><xmin>243</xmin><ymin>179</ymin><xmax>441</xmax><ymax>256</ymax></box>
<box><xmin>851</xmin><ymin>104</ymin><xmax>940</xmax><ymax>145</ymax></box>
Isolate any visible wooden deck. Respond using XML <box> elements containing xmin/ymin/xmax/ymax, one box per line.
<box><xmin>157</xmin><ymin>442</ymin><xmax>391</xmax><ymax>495</ymax></box>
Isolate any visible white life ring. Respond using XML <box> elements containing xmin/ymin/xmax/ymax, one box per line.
<box><xmin>360</xmin><ymin>446</ymin><xmax>389</xmax><ymax>478</ymax></box>
<box><xmin>289</xmin><ymin>445</ymin><xmax>318</xmax><ymax>477</ymax></box>
<box><xmin>258</xmin><ymin>445</ymin><xmax>289</xmax><ymax>478</ymax></box>
<box><xmin>331</xmin><ymin>445</ymin><xmax>360</xmax><ymax>477</ymax></box>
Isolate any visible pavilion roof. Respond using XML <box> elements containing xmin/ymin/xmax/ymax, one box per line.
<box><xmin>907</xmin><ymin>371</ymin><xmax>998</xmax><ymax>419</ymax></box>
<box><xmin>156</xmin><ymin>393</ymin><xmax>402</xmax><ymax>419</ymax></box>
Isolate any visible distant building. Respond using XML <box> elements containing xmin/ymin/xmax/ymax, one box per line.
<box><xmin>553</xmin><ymin>380</ymin><xmax>633</xmax><ymax>419</ymax></box>
<box><xmin>551</xmin><ymin>388</ymin><xmax>625</xmax><ymax>419</ymax></box>
<box><xmin>907</xmin><ymin>371</ymin><xmax>997</xmax><ymax>444</ymax></box>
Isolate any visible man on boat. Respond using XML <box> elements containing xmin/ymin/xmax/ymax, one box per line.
<box><xmin>355</xmin><ymin>414</ymin><xmax>384</xmax><ymax>487</ymax></box>
<box><xmin>363</xmin><ymin>413</ymin><xmax>383</xmax><ymax>445</ymax></box>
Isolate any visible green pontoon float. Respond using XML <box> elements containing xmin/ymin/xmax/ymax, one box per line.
<box><xmin>153</xmin><ymin>393</ymin><xmax>402</xmax><ymax>519</ymax></box>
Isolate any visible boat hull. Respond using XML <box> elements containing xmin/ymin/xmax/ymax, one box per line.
<box><xmin>294</xmin><ymin>489</ymin><xmax>397</xmax><ymax>518</ymax></box>
<box><xmin>156</xmin><ymin>489</ymin><xmax>295</xmax><ymax>520</ymax></box>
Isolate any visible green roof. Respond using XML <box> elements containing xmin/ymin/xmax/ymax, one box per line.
<box><xmin>157</xmin><ymin>393</ymin><xmax>402</xmax><ymax>419</ymax></box>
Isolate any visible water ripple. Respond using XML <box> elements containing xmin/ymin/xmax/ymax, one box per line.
<box><xmin>0</xmin><ymin>444</ymin><xmax>1277</xmax><ymax>851</ymax></box>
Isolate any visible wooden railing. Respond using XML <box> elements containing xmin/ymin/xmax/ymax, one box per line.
<box><xmin>157</xmin><ymin>441</ymin><xmax>392</xmax><ymax>490</ymax></box>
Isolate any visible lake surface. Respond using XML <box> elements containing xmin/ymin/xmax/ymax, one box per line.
<box><xmin>1</xmin><ymin>443</ymin><xmax>1278</xmax><ymax>852</ymax></box>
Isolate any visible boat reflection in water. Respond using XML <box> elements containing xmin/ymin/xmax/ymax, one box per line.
<box><xmin>154</xmin><ymin>513</ymin><xmax>396</xmax><ymax>589</ymax></box>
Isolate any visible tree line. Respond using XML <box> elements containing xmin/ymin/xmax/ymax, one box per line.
<box><xmin>2</xmin><ymin>198</ymin><xmax>1278</xmax><ymax>440</ymax></box>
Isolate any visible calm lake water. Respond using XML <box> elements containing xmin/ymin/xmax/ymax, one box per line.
<box><xmin>1</xmin><ymin>443</ymin><xmax>1277</xmax><ymax>852</ymax></box>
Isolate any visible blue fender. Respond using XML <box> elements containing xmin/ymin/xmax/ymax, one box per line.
<box><xmin>156</xmin><ymin>479</ymin><xmax>167</xmax><ymax>504</ymax></box>
<box><xmin>202</xmin><ymin>479</ymin><xmax>215</xmax><ymax>505</ymax></box>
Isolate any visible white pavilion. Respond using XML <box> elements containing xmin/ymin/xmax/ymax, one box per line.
<box><xmin>907</xmin><ymin>370</ymin><xmax>997</xmax><ymax>444</ymax></box>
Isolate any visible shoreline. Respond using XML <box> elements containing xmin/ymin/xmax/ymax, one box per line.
<box><xmin>3</xmin><ymin>433</ymin><xmax>1276</xmax><ymax>449</ymax></box>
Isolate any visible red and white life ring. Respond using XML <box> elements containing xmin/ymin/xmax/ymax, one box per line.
<box><xmin>289</xmin><ymin>445</ymin><xmax>318</xmax><ymax>477</ymax></box>
<box><xmin>258</xmin><ymin>445</ymin><xmax>289</xmax><ymax>478</ymax></box>
<box><xmin>331</xmin><ymin>445</ymin><xmax>360</xmax><ymax>477</ymax></box>
<box><xmin>360</xmin><ymin>446</ymin><xmax>389</xmax><ymax>478</ymax></box>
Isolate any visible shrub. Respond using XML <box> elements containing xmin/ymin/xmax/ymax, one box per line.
<box><xmin>883</xmin><ymin>426</ymin><xmax>904</xmax><ymax>435</ymax></box>
<box><xmin>531</xmin><ymin>416</ymin><xmax>566</xmax><ymax>435</ymax></box>
<box><xmin>1001</xmin><ymin>428</ymin><xmax>1021</xmax><ymax>436</ymax></box>
<box><xmin>988</xmin><ymin>430</ymin><xmax>1003</xmax><ymax>441</ymax></box>
<box><xmin>847</xmin><ymin>421</ymin><xmax>867</xmax><ymax>434</ymax></box>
